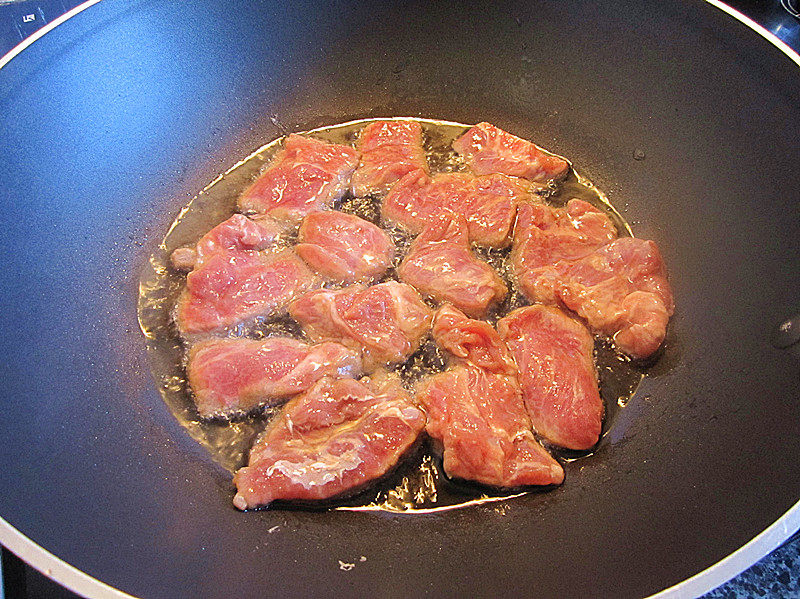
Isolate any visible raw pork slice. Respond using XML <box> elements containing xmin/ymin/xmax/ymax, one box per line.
<box><xmin>398</xmin><ymin>214</ymin><xmax>506</xmax><ymax>317</ymax></box>
<box><xmin>233</xmin><ymin>373</ymin><xmax>425</xmax><ymax>509</ymax></box>
<box><xmin>187</xmin><ymin>337</ymin><xmax>362</xmax><ymax>418</ymax></box>
<box><xmin>351</xmin><ymin>120</ymin><xmax>428</xmax><ymax>196</ymax></box>
<box><xmin>431</xmin><ymin>304</ymin><xmax>516</xmax><ymax>376</ymax></box>
<box><xmin>511</xmin><ymin>199</ymin><xmax>618</xmax><ymax>304</ymax></box>
<box><xmin>452</xmin><ymin>122</ymin><xmax>569</xmax><ymax>182</ymax></box>
<box><xmin>416</xmin><ymin>364</ymin><xmax>564</xmax><ymax>487</ymax></box>
<box><xmin>498</xmin><ymin>305</ymin><xmax>602</xmax><ymax>450</ymax></box>
<box><xmin>289</xmin><ymin>281</ymin><xmax>432</xmax><ymax>368</ymax></box>
<box><xmin>175</xmin><ymin>248</ymin><xmax>319</xmax><ymax>336</ymax></box>
<box><xmin>554</xmin><ymin>237</ymin><xmax>674</xmax><ymax>359</ymax></box>
<box><xmin>296</xmin><ymin>211</ymin><xmax>394</xmax><ymax>283</ymax></box>
<box><xmin>170</xmin><ymin>214</ymin><xmax>283</xmax><ymax>272</ymax></box>
<box><xmin>238</xmin><ymin>134</ymin><xmax>358</xmax><ymax>223</ymax></box>
<box><xmin>382</xmin><ymin>171</ymin><xmax>530</xmax><ymax>247</ymax></box>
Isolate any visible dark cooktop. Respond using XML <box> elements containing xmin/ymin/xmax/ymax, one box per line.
<box><xmin>0</xmin><ymin>0</ymin><xmax>798</xmax><ymax>597</ymax></box>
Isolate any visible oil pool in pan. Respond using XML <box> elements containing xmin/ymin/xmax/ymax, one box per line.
<box><xmin>137</xmin><ymin>118</ymin><xmax>652</xmax><ymax>512</ymax></box>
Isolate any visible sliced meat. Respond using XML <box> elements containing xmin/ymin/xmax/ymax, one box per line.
<box><xmin>498</xmin><ymin>305</ymin><xmax>603</xmax><ymax>450</ymax></box>
<box><xmin>382</xmin><ymin>171</ymin><xmax>530</xmax><ymax>247</ymax></box>
<box><xmin>351</xmin><ymin>120</ymin><xmax>428</xmax><ymax>196</ymax></box>
<box><xmin>295</xmin><ymin>211</ymin><xmax>394</xmax><ymax>283</ymax></box>
<box><xmin>511</xmin><ymin>199</ymin><xmax>618</xmax><ymax>304</ymax></box>
<box><xmin>431</xmin><ymin>304</ymin><xmax>516</xmax><ymax>376</ymax></box>
<box><xmin>398</xmin><ymin>214</ymin><xmax>506</xmax><ymax>318</ymax></box>
<box><xmin>175</xmin><ymin>248</ymin><xmax>319</xmax><ymax>336</ymax></box>
<box><xmin>233</xmin><ymin>373</ymin><xmax>425</xmax><ymax>509</ymax></box>
<box><xmin>452</xmin><ymin>122</ymin><xmax>569</xmax><ymax>182</ymax></box>
<box><xmin>510</xmin><ymin>200</ymin><xmax>671</xmax><ymax>358</ymax></box>
<box><xmin>170</xmin><ymin>247</ymin><xmax>198</xmax><ymax>272</ymax></box>
<box><xmin>555</xmin><ymin>237</ymin><xmax>674</xmax><ymax>359</ymax></box>
<box><xmin>416</xmin><ymin>364</ymin><xmax>564</xmax><ymax>487</ymax></box>
<box><xmin>187</xmin><ymin>337</ymin><xmax>362</xmax><ymax>418</ymax></box>
<box><xmin>289</xmin><ymin>281</ymin><xmax>433</xmax><ymax>369</ymax></box>
<box><xmin>169</xmin><ymin>214</ymin><xmax>283</xmax><ymax>272</ymax></box>
<box><xmin>238</xmin><ymin>134</ymin><xmax>358</xmax><ymax>223</ymax></box>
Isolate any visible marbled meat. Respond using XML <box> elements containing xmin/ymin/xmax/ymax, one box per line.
<box><xmin>431</xmin><ymin>304</ymin><xmax>516</xmax><ymax>376</ymax></box>
<box><xmin>554</xmin><ymin>238</ymin><xmax>674</xmax><ymax>359</ymax></box>
<box><xmin>498</xmin><ymin>305</ymin><xmax>602</xmax><ymax>450</ymax></box>
<box><xmin>233</xmin><ymin>373</ymin><xmax>425</xmax><ymax>509</ymax></box>
<box><xmin>398</xmin><ymin>214</ymin><xmax>507</xmax><ymax>317</ymax></box>
<box><xmin>511</xmin><ymin>199</ymin><xmax>618</xmax><ymax>304</ymax></box>
<box><xmin>453</xmin><ymin>121</ymin><xmax>569</xmax><ymax>182</ymax></box>
<box><xmin>238</xmin><ymin>134</ymin><xmax>358</xmax><ymax>223</ymax></box>
<box><xmin>288</xmin><ymin>281</ymin><xmax>433</xmax><ymax>369</ymax></box>
<box><xmin>175</xmin><ymin>247</ymin><xmax>319</xmax><ymax>336</ymax></box>
<box><xmin>187</xmin><ymin>337</ymin><xmax>362</xmax><ymax>418</ymax></box>
<box><xmin>296</xmin><ymin>211</ymin><xmax>394</xmax><ymax>283</ymax></box>
<box><xmin>382</xmin><ymin>170</ymin><xmax>530</xmax><ymax>247</ymax></box>
<box><xmin>416</xmin><ymin>364</ymin><xmax>564</xmax><ymax>488</ymax></box>
<box><xmin>351</xmin><ymin>120</ymin><xmax>428</xmax><ymax>196</ymax></box>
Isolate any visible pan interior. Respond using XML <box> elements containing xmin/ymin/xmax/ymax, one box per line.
<box><xmin>138</xmin><ymin>117</ymin><xmax>652</xmax><ymax>512</ymax></box>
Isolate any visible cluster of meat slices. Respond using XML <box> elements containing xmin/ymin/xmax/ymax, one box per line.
<box><xmin>170</xmin><ymin>120</ymin><xmax>674</xmax><ymax>510</ymax></box>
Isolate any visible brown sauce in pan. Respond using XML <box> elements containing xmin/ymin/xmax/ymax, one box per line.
<box><xmin>137</xmin><ymin>118</ymin><xmax>648</xmax><ymax>512</ymax></box>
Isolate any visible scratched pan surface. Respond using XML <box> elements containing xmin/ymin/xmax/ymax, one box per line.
<box><xmin>0</xmin><ymin>1</ymin><xmax>799</xmax><ymax>597</ymax></box>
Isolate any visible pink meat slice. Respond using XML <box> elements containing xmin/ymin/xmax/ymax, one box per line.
<box><xmin>295</xmin><ymin>211</ymin><xmax>394</xmax><ymax>283</ymax></box>
<box><xmin>431</xmin><ymin>304</ymin><xmax>516</xmax><ymax>376</ymax></box>
<box><xmin>452</xmin><ymin>122</ymin><xmax>569</xmax><ymax>182</ymax></box>
<box><xmin>289</xmin><ymin>281</ymin><xmax>433</xmax><ymax>368</ymax></box>
<box><xmin>233</xmin><ymin>374</ymin><xmax>425</xmax><ymax>509</ymax></box>
<box><xmin>498</xmin><ymin>305</ymin><xmax>603</xmax><ymax>450</ymax></box>
<box><xmin>511</xmin><ymin>199</ymin><xmax>618</xmax><ymax>304</ymax></box>
<box><xmin>351</xmin><ymin>120</ymin><xmax>428</xmax><ymax>196</ymax></box>
<box><xmin>170</xmin><ymin>214</ymin><xmax>283</xmax><ymax>272</ymax></box>
<box><xmin>187</xmin><ymin>337</ymin><xmax>362</xmax><ymax>418</ymax></box>
<box><xmin>382</xmin><ymin>170</ymin><xmax>530</xmax><ymax>247</ymax></box>
<box><xmin>416</xmin><ymin>364</ymin><xmax>564</xmax><ymax>487</ymax></box>
<box><xmin>238</xmin><ymin>134</ymin><xmax>359</xmax><ymax>223</ymax></box>
<box><xmin>398</xmin><ymin>214</ymin><xmax>506</xmax><ymax>318</ymax></box>
<box><xmin>555</xmin><ymin>237</ymin><xmax>674</xmax><ymax>359</ymax></box>
<box><xmin>176</xmin><ymin>248</ymin><xmax>319</xmax><ymax>336</ymax></box>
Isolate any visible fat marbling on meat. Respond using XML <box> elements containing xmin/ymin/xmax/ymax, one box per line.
<box><xmin>187</xmin><ymin>337</ymin><xmax>362</xmax><ymax>418</ymax></box>
<box><xmin>295</xmin><ymin>211</ymin><xmax>394</xmax><ymax>283</ymax></box>
<box><xmin>453</xmin><ymin>121</ymin><xmax>569</xmax><ymax>182</ymax></box>
<box><xmin>288</xmin><ymin>281</ymin><xmax>433</xmax><ymax>369</ymax></box>
<box><xmin>233</xmin><ymin>373</ymin><xmax>425</xmax><ymax>509</ymax></box>
<box><xmin>173</xmin><ymin>214</ymin><xmax>320</xmax><ymax>336</ymax></box>
<box><xmin>350</xmin><ymin>120</ymin><xmax>428</xmax><ymax>196</ymax></box>
<box><xmin>555</xmin><ymin>237</ymin><xmax>674</xmax><ymax>359</ymax></box>
<box><xmin>170</xmin><ymin>213</ymin><xmax>283</xmax><ymax>272</ymax></box>
<box><xmin>175</xmin><ymin>246</ymin><xmax>319</xmax><ymax>337</ymax></box>
<box><xmin>238</xmin><ymin>134</ymin><xmax>358</xmax><ymax>223</ymax></box>
<box><xmin>431</xmin><ymin>304</ymin><xmax>516</xmax><ymax>375</ymax></box>
<box><xmin>398</xmin><ymin>214</ymin><xmax>507</xmax><ymax>318</ymax></box>
<box><xmin>498</xmin><ymin>305</ymin><xmax>603</xmax><ymax>451</ymax></box>
<box><xmin>511</xmin><ymin>199</ymin><xmax>672</xmax><ymax>358</ymax></box>
<box><xmin>416</xmin><ymin>365</ymin><xmax>563</xmax><ymax>488</ymax></box>
<box><xmin>511</xmin><ymin>199</ymin><xmax>618</xmax><ymax>304</ymax></box>
<box><xmin>382</xmin><ymin>170</ymin><xmax>530</xmax><ymax>247</ymax></box>
<box><xmin>415</xmin><ymin>305</ymin><xmax>564</xmax><ymax>488</ymax></box>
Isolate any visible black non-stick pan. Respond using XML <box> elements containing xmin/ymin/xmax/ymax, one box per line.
<box><xmin>1</xmin><ymin>1</ymin><xmax>799</xmax><ymax>597</ymax></box>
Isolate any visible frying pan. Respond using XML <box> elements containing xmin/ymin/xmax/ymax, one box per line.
<box><xmin>1</xmin><ymin>0</ymin><xmax>799</xmax><ymax>597</ymax></box>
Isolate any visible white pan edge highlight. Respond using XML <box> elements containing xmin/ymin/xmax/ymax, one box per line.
<box><xmin>0</xmin><ymin>516</ymin><xmax>135</xmax><ymax>599</ymax></box>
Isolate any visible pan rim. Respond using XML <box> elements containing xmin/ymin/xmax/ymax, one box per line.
<box><xmin>0</xmin><ymin>0</ymin><xmax>796</xmax><ymax>73</ymax></box>
<box><xmin>0</xmin><ymin>1</ymin><xmax>798</xmax><ymax>598</ymax></box>
<box><xmin>0</xmin><ymin>515</ymin><xmax>134</xmax><ymax>599</ymax></box>
<box><xmin>0</xmin><ymin>0</ymin><xmax>104</xmax><ymax>71</ymax></box>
